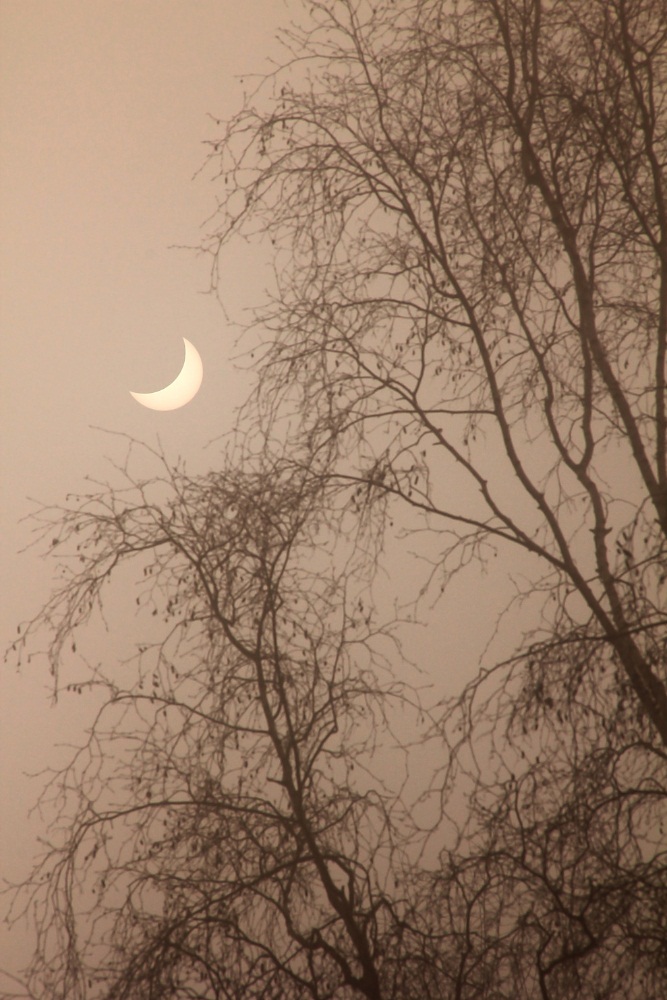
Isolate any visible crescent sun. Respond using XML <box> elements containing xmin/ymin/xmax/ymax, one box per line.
<box><xmin>130</xmin><ymin>338</ymin><xmax>203</xmax><ymax>411</ymax></box>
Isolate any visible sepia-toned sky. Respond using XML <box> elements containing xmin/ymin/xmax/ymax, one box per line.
<box><xmin>0</xmin><ymin>0</ymin><xmax>527</xmax><ymax>979</ymax></box>
<box><xmin>0</xmin><ymin>0</ymin><xmax>290</xmax><ymax>974</ymax></box>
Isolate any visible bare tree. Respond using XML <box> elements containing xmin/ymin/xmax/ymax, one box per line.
<box><xmin>206</xmin><ymin>0</ymin><xmax>667</xmax><ymax>742</ymax></box>
<box><xmin>6</xmin><ymin>451</ymin><xmax>665</xmax><ymax>997</ymax></box>
<box><xmin>4</xmin><ymin>1</ymin><xmax>667</xmax><ymax>997</ymax></box>
<box><xmin>419</xmin><ymin>632</ymin><xmax>667</xmax><ymax>1000</ymax></box>
<box><xmin>5</xmin><ymin>444</ymin><xmax>429</xmax><ymax>1000</ymax></box>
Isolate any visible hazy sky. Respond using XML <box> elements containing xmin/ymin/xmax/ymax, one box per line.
<box><xmin>0</xmin><ymin>0</ymin><xmax>525</xmax><ymax>980</ymax></box>
<box><xmin>0</xmin><ymin>0</ymin><xmax>288</xmax><ymax>975</ymax></box>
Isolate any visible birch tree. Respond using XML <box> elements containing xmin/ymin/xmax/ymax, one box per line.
<box><xmin>207</xmin><ymin>0</ymin><xmax>667</xmax><ymax>742</ymax></box>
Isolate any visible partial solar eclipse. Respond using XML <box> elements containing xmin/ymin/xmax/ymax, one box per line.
<box><xmin>130</xmin><ymin>338</ymin><xmax>203</xmax><ymax>411</ymax></box>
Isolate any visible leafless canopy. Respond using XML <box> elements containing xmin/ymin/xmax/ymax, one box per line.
<box><xmin>4</xmin><ymin>1</ymin><xmax>667</xmax><ymax>998</ymax></box>
<box><xmin>208</xmin><ymin>0</ymin><xmax>667</xmax><ymax>742</ymax></box>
